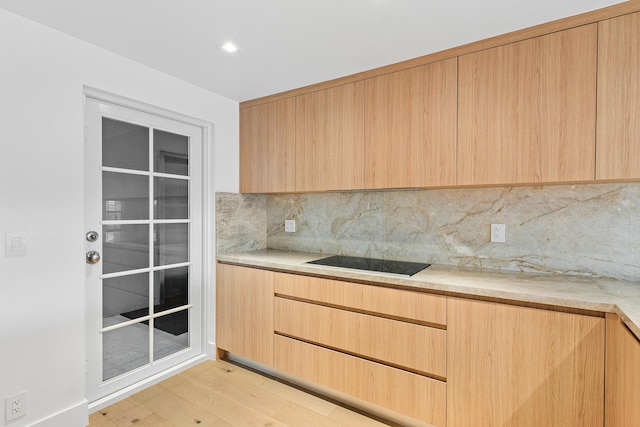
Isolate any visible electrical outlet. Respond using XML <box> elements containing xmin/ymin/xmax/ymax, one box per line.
<box><xmin>491</xmin><ymin>224</ymin><xmax>506</xmax><ymax>243</ymax></box>
<box><xmin>6</xmin><ymin>392</ymin><xmax>27</xmax><ymax>422</ymax></box>
<box><xmin>284</xmin><ymin>219</ymin><xmax>296</xmax><ymax>233</ymax></box>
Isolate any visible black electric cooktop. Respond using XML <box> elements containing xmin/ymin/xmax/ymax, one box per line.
<box><xmin>307</xmin><ymin>255</ymin><xmax>430</xmax><ymax>276</ymax></box>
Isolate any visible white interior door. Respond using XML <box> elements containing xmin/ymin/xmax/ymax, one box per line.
<box><xmin>84</xmin><ymin>96</ymin><xmax>203</xmax><ymax>403</ymax></box>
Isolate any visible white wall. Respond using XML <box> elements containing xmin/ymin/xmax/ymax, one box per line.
<box><xmin>0</xmin><ymin>9</ymin><xmax>238</xmax><ymax>427</ymax></box>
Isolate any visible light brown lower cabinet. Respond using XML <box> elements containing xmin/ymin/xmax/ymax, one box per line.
<box><xmin>216</xmin><ymin>265</ymin><xmax>619</xmax><ymax>427</ymax></box>
<box><xmin>274</xmin><ymin>296</ymin><xmax>447</xmax><ymax>378</ymax></box>
<box><xmin>605</xmin><ymin>313</ymin><xmax>640</xmax><ymax>426</ymax></box>
<box><xmin>273</xmin><ymin>272</ymin><xmax>447</xmax><ymax>425</ymax></box>
<box><xmin>447</xmin><ymin>297</ymin><xmax>605</xmax><ymax>427</ymax></box>
<box><xmin>216</xmin><ymin>263</ymin><xmax>274</xmax><ymax>366</ymax></box>
<box><xmin>274</xmin><ymin>335</ymin><xmax>447</xmax><ymax>427</ymax></box>
<box><xmin>274</xmin><ymin>272</ymin><xmax>447</xmax><ymax>326</ymax></box>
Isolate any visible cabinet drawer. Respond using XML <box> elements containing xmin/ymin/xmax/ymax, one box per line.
<box><xmin>274</xmin><ymin>335</ymin><xmax>446</xmax><ymax>427</ymax></box>
<box><xmin>275</xmin><ymin>297</ymin><xmax>446</xmax><ymax>378</ymax></box>
<box><xmin>274</xmin><ymin>272</ymin><xmax>446</xmax><ymax>326</ymax></box>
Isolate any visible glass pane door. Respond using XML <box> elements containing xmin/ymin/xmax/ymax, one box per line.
<box><xmin>101</xmin><ymin>118</ymin><xmax>191</xmax><ymax>381</ymax></box>
<box><xmin>85</xmin><ymin>96</ymin><xmax>203</xmax><ymax>403</ymax></box>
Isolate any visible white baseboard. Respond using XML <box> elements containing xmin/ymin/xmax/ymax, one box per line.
<box><xmin>30</xmin><ymin>400</ymin><xmax>88</xmax><ymax>427</ymax></box>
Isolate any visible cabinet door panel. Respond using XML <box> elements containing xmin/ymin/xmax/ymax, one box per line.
<box><xmin>448</xmin><ymin>298</ymin><xmax>604</xmax><ymax>427</ymax></box>
<box><xmin>365</xmin><ymin>59</ymin><xmax>457</xmax><ymax>189</ymax></box>
<box><xmin>239</xmin><ymin>98</ymin><xmax>296</xmax><ymax>193</ymax></box>
<box><xmin>458</xmin><ymin>25</ymin><xmax>597</xmax><ymax>185</ymax></box>
<box><xmin>597</xmin><ymin>12</ymin><xmax>640</xmax><ymax>180</ymax></box>
<box><xmin>296</xmin><ymin>82</ymin><xmax>365</xmax><ymax>191</ymax></box>
<box><xmin>216</xmin><ymin>264</ymin><xmax>274</xmax><ymax>365</ymax></box>
<box><xmin>605</xmin><ymin>313</ymin><xmax>640</xmax><ymax>426</ymax></box>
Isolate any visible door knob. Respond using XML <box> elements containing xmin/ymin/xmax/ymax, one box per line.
<box><xmin>86</xmin><ymin>250</ymin><xmax>101</xmax><ymax>264</ymax></box>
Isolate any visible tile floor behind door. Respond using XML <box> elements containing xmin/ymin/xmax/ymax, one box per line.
<box><xmin>89</xmin><ymin>359</ymin><xmax>396</xmax><ymax>427</ymax></box>
<box><xmin>102</xmin><ymin>315</ymin><xmax>189</xmax><ymax>381</ymax></box>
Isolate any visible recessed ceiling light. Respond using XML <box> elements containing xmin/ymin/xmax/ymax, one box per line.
<box><xmin>219</xmin><ymin>41</ymin><xmax>239</xmax><ymax>54</ymax></box>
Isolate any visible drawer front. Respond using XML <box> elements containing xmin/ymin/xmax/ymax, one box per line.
<box><xmin>274</xmin><ymin>272</ymin><xmax>447</xmax><ymax>326</ymax></box>
<box><xmin>274</xmin><ymin>335</ymin><xmax>447</xmax><ymax>427</ymax></box>
<box><xmin>275</xmin><ymin>297</ymin><xmax>446</xmax><ymax>378</ymax></box>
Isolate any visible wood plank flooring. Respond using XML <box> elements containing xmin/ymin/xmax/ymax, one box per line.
<box><xmin>89</xmin><ymin>359</ymin><xmax>393</xmax><ymax>427</ymax></box>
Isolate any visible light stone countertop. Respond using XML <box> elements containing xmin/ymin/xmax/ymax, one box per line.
<box><xmin>217</xmin><ymin>249</ymin><xmax>640</xmax><ymax>339</ymax></box>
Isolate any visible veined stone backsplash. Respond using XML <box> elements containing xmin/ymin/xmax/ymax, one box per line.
<box><xmin>217</xmin><ymin>182</ymin><xmax>640</xmax><ymax>282</ymax></box>
<box><xmin>216</xmin><ymin>192</ymin><xmax>267</xmax><ymax>254</ymax></box>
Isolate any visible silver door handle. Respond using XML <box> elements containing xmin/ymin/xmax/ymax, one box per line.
<box><xmin>86</xmin><ymin>250</ymin><xmax>101</xmax><ymax>264</ymax></box>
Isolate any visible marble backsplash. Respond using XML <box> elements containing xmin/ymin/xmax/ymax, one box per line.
<box><xmin>216</xmin><ymin>192</ymin><xmax>267</xmax><ymax>254</ymax></box>
<box><xmin>217</xmin><ymin>183</ymin><xmax>640</xmax><ymax>282</ymax></box>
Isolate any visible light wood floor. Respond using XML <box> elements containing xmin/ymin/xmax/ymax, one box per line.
<box><xmin>88</xmin><ymin>359</ymin><xmax>393</xmax><ymax>427</ymax></box>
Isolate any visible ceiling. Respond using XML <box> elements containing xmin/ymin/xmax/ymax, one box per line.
<box><xmin>0</xmin><ymin>0</ymin><xmax>625</xmax><ymax>102</ymax></box>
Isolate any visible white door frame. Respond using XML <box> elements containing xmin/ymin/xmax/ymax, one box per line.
<box><xmin>83</xmin><ymin>86</ymin><xmax>214</xmax><ymax>411</ymax></box>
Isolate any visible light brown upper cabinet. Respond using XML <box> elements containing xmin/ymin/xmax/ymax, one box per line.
<box><xmin>365</xmin><ymin>59</ymin><xmax>457</xmax><ymax>189</ymax></box>
<box><xmin>296</xmin><ymin>82</ymin><xmax>365</xmax><ymax>192</ymax></box>
<box><xmin>597</xmin><ymin>12</ymin><xmax>640</xmax><ymax>180</ymax></box>
<box><xmin>240</xmin><ymin>98</ymin><xmax>296</xmax><ymax>193</ymax></box>
<box><xmin>458</xmin><ymin>25</ymin><xmax>597</xmax><ymax>186</ymax></box>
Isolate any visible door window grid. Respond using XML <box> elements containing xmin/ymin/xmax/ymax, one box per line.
<box><xmin>100</xmin><ymin>118</ymin><xmax>192</xmax><ymax>379</ymax></box>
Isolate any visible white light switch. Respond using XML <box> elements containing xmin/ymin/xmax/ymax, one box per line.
<box><xmin>284</xmin><ymin>219</ymin><xmax>296</xmax><ymax>233</ymax></box>
<box><xmin>5</xmin><ymin>232</ymin><xmax>27</xmax><ymax>257</ymax></box>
